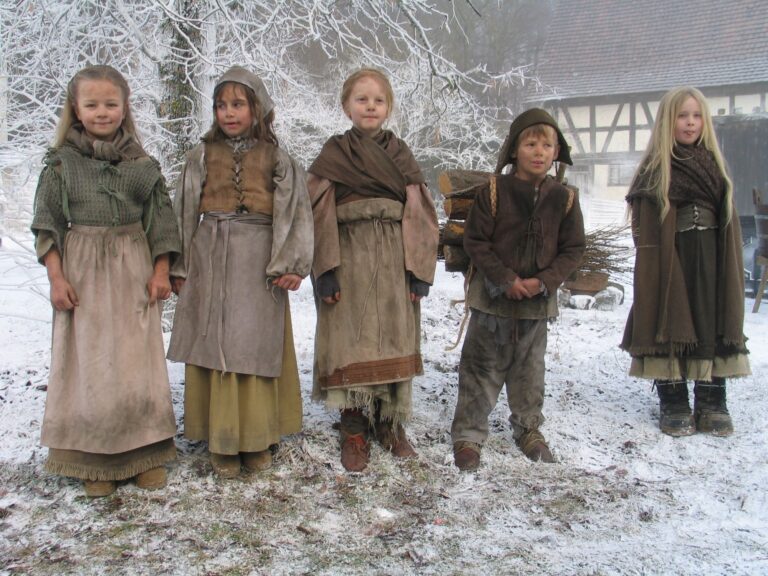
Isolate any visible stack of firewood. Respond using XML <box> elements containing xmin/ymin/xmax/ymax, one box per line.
<box><xmin>438</xmin><ymin>169</ymin><xmax>492</xmax><ymax>273</ymax></box>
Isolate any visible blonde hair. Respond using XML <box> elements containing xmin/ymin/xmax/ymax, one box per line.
<box><xmin>204</xmin><ymin>81</ymin><xmax>279</xmax><ymax>146</ymax></box>
<box><xmin>632</xmin><ymin>86</ymin><xmax>733</xmax><ymax>223</ymax></box>
<box><xmin>340</xmin><ymin>68</ymin><xmax>395</xmax><ymax>115</ymax></box>
<box><xmin>53</xmin><ymin>65</ymin><xmax>139</xmax><ymax>148</ymax></box>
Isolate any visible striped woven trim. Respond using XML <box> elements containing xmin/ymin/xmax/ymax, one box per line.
<box><xmin>320</xmin><ymin>354</ymin><xmax>423</xmax><ymax>389</ymax></box>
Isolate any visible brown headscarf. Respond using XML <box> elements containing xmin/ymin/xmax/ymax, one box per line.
<box><xmin>309</xmin><ymin>127</ymin><xmax>424</xmax><ymax>203</ymax></box>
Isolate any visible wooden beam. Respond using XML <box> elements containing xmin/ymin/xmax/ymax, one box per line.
<box><xmin>560</xmin><ymin>105</ymin><xmax>586</xmax><ymax>155</ymax></box>
<box><xmin>602</xmin><ymin>103</ymin><xmax>624</xmax><ymax>153</ymax></box>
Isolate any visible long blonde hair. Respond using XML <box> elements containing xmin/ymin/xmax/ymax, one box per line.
<box><xmin>631</xmin><ymin>86</ymin><xmax>733</xmax><ymax>223</ymax></box>
<box><xmin>53</xmin><ymin>65</ymin><xmax>140</xmax><ymax>148</ymax></box>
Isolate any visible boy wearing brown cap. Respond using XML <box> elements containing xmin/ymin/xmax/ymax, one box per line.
<box><xmin>451</xmin><ymin>108</ymin><xmax>585</xmax><ymax>470</ymax></box>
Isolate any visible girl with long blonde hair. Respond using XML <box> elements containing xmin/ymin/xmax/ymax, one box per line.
<box><xmin>621</xmin><ymin>86</ymin><xmax>749</xmax><ymax>437</ymax></box>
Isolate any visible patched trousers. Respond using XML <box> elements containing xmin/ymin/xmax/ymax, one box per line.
<box><xmin>451</xmin><ymin>312</ymin><xmax>547</xmax><ymax>445</ymax></box>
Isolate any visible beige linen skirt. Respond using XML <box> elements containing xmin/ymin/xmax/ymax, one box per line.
<box><xmin>42</xmin><ymin>223</ymin><xmax>177</xmax><ymax>480</ymax></box>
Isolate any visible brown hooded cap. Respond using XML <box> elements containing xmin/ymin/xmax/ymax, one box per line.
<box><xmin>215</xmin><ymin>66</ymin><xmax>274</xmax><ymax>121</ymax></box>
<box><xmin>494</xmin><ymin>108</ymin><xmax>572</xmax><ymax>174</ymax></box>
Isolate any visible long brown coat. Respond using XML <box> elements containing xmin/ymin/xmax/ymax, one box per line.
<box><xmin>620</xmin><ymin>195</ymin><xmax>747</xmax><ymax>358</ymax></box>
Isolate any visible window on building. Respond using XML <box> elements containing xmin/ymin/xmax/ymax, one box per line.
<box><xmin>608</xmin><ymin>164</ymin><xmax>635</xmax><ymax>186</ymax></box>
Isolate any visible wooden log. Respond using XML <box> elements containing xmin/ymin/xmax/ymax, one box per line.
<box><xmin>443</xmin><ymin>245</ymin><xmax>470</xmax><ymax>273</ymax></box>
<box><xmin>443</xmin><ymin>196</ymin><xmax>475</xmax><ymax>220</ymax></box>
<box><xmin>441</xmin><ymin>220</ymin><xmax>466</xmax><ymax>246</ymax></box>
<box><xmin>438</xmin><ymin>169</ymin><xmax>493</xmax><ymax>195</ymax></box>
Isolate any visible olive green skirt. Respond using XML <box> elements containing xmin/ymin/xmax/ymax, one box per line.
<box><xmin>183</xmin><ymin>303</ymin><xmax>302</xmax><ymax>454</ymax></box>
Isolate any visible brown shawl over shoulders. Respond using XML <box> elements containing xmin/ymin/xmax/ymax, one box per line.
<box><xmin>308</xmin><ymin>128</ymin><xmax>437</xmax><ymax>284</ymax></box>
<box><xmin>309</xmin><ymin>128</ymin><xmax>424</xmax><ymax>202</ymax></box>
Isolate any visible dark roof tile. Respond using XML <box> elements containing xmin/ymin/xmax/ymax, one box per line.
<box><xmin>531</xmin><ymin>0</ymin><xmax>768</xmax><ymax>100</ymax></box>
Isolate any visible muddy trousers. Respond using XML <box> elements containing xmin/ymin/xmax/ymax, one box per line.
<box><xmin>451</xmin><ymin>313</ymin><xmax>547</xmax><ymax>446</ymax></box>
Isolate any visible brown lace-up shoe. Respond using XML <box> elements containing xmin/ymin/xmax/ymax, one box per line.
<box><xmin>210</xmin><ymin>453</ymin><xmax>241</xmax><ymax>479</ymax></box>
<box><xmin>83</xmin><ymin>480</ymin><xmax>117</xmax><ymax>497</ymax></box>
<box><xmin>242</xmin><ymin>449</ymin><xmax>273</xmax><ymax>472</ymax></box>
<box><xmin>340</xmin><ymin>432</ymin><xmax>370</xmax><ymax>472</ymax></box>
<box><xmin>453</xmin><ymin>441</ymin><xmax>481</xmax><ymax>471</ymax></box>
<box><xmin>136</xmin><ymin>467</ymin><xmax>167</xmax><ymax>490</ymax></box>
<box><xmin>516</xmin><ymin>429</ymin><xmax>555</xmax><ymax>463</ymax></box>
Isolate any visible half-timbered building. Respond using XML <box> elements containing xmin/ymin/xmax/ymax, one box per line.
<box><xmin>528</xmin><ymin>0</ymin><xmax>768</xmax><ymax>228</ymax></box>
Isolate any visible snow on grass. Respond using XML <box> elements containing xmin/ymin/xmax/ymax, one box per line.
<box><xmin>1</xmin><ymin>237</ymin><xmax>767</xmax><ymax>575</ymax></box>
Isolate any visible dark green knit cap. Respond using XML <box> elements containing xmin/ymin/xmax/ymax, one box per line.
<box><xmin>495</xmin><ymin>108</ymin><xmax>572</xmax><ymax>173</ymax></box>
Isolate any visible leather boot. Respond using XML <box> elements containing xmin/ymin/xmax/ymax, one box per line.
<box><xmin>453</xmin><ymin>441</ymin><xmax>481</xmax><ymax>471</ymax></box>
<box><xmin>374</xmin><ymin>418</ymin><xmax>417</xmax><ymax>458</ymax></box>
<box><xmin>339</xmin><ymin>409</ymin><xmax>370</xmax><ymax>472</ymax></box>
<box><xmin>136</xmin><ymin>467</ymin><xmax>167</xmax><ymax>490</ymax></box>
<box><xmin>210</xmin><ymin>453</ymin><xmax>241</xmax><ymax>479</ymax></box>
<box><xmin>516</xmin><ymin>429</ymin><xmax>555</xmax><ymax>463</ymax></box>
<box><xmin>694</xmin><ymin>378</ymin><xmax>734</xmax><ymax>436</ymax></box>
<box><xmin>242</xmin><ymin>449</ymin><xmax>273</xmax><ymax>472</ymax></box>
<box><xmin>656</xmin><ymin>380</ymin><xmax>695</xmax><ymax>436</ymax></box>
<box><xmin>83</xmin><ymin>480</ymin><xmax>117</xmax><ymax>497</ymax></box>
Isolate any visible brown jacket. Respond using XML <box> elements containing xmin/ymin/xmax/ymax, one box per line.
<box><xmin>464</xmin><ymin>174</ymin><xmax>585</xmax><ymax>318</ymax></box>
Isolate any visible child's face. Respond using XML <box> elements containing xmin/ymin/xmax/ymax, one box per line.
<box><xmin>674</xmin><ymin>96</ymin><xmax>703</xmax><ymax>145</ymax></box>
<box><xmin>343</xmin><ymin>76</ymin><xmax>389</xmax><ymax>136</ymax></box>
<box><xmin>215</xmin><ymin>83</ymin><xmax>253</xmax><ymax>138</ymax></box>
<box><xmin>513</xmin><ymin>131</ymin><xmax>558</xmax><ymax>184</ymax></box>
<box><xmin>74</xmin><ymin>79</ymin><xmax>126</xmax><ymax>142</ymax></box>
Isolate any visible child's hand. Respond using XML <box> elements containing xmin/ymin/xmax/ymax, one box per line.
<box><xmin>171</xmin><ymin>277</ymin><xmax>186</xmax><ymax>295</ymax></box>
<box><xmin>519</xmin><ymin>278</ymin><xmax>544</xmax><ymax>298</ymax></box>
<box><xmin>317</xmin><ymin>270</ymin><xmax>341</xmax><ymax>304</ymax></box>
<box><xmin>273</xmin><ymin>273</ymin><xmax>302</xmax><ymax>291</ymax></box>
<box><xmin>44</xmin><ymin>248</ymin><xmax>78</xmax><ymax>310</ymax></box>
<box><xmin>409</xmin><ymin>276</ymin><xmax>430</xmax><ymax>303</ymax></box>
<box><xmin>322</xmin><ymin>293</ymin><xmax>340</xmax><ymax>304</ymax></box>
<box><xmin>148</xmin><ymin>254</ymin><xmax>172</xmax><ymax>304</ymax></box>
<box><xmin>504</xmin><ymin>277</ymin><xmax>532</xmax><ymax>300</ymax></box>
<box><xmin>50</xmin><ymin>277</ymin><xmax>79</xmax><ymax>311</ymax></box>
<box><xmin>147</xmin><ymin>272</ymin><xmax>172</xmax><ymax>304</ymax></box>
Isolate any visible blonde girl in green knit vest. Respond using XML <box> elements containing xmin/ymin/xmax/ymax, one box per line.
<box><xmin>31</xmin><ymin>65</ymin><xmax>181</xmax><ymax>497</ymax></box>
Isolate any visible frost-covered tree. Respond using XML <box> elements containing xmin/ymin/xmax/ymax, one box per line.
<box><xmin>0</xmin><ymin>0</ymin><xmax>538</xmax><ymax>235</ymax></box>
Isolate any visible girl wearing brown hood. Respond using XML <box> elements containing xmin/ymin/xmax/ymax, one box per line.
<box><xmin>308</xmin><ymin>68</ymin><xmax>439</xmax><ymax>472</ymax></box>
<box><xmin>168</xmin><ymin>67</ymin><xmax>313</xmax><ymax>478</ymax></box>
<box><xmin>621</xmin><ymin>86</ymin><xmax>749</xmax><ymax>436</ymax></box>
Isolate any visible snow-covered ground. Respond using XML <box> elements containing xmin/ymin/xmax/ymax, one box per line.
<box><xmin>0</xmin><ymin>234</ymin><xmax>766</xmax><ymax>575</ymax></box>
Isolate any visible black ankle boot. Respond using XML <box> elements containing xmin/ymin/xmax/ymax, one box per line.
<box><xmin>655</xmin><ymin>380</ymin><xmax>695</xmax><ymax>436</ymax></box>
<box><xmin>694</xmin><ymin>378</ymin><xmax>734</xmax><ymax>436</ymax></box>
